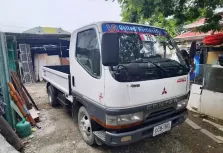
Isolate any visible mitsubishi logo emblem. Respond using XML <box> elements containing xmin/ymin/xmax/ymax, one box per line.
<box><xmin>162</xmin><ymin>87</ymin><xmax>167</xmax><ymax>95</ymax></box>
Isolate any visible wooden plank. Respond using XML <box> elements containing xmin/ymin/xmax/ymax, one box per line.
<box><xmin>8</xmin><ymin>82</ymin><xmax>36</xmax><ymax>126</ymax></box>
<box><xmin>38</xmin><ymin>54</ymin><xmax>47</xmax><ymax>81</ymax></box>
<box><xmin>11</xmin><ymin>71</ymin><xmax>39</xmax><ymax>110</ymax></box>
<box><xmin>21</xmin><ymin>83</ymin><xmax>39</xmax><ymax>110</ymax></box>
<box><xmin>10</xmin><ymin>100</ymin><xmax>23</xmax><ymax>119</ymax></box>
<box><xmin>29</xmin><ymin>108</ymin><xmax>39</xmax><ymax>121</ymax></box>
<box><xmin>11</xmin><ymin>71</ymin><xmax>32</xmax><ymax>109</ymax></box>
<box><xmin>47</xmin><ymin>55</ymin><xmax>60</xmax><ymax>66</ymax></box>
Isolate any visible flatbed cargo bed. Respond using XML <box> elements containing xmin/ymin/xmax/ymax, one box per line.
<box><xmin>42</xmin><ymin>65</ymin><xmax>71</xmax><ymax>95</ymax></box>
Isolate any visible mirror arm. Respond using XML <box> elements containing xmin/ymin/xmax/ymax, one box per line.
<box><xmin>110</xmin><ymin>66</ymin><xmax>114</xmax><ymax>71</ymax></box>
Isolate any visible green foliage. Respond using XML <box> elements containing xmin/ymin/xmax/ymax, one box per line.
<box><xmin>118</xmin><ymin>0</ymin><xmax>223</xmax><ymax>36</ymax></box>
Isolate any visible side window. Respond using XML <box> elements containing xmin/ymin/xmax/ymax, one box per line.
<box><xmin>76</xmin><ymin>29</ymin><xmax>100</xmax><ymax>77</ymax></box>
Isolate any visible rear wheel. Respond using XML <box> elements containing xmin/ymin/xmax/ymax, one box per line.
<box><xmin>47</xmin><ymin>85</ymin><xmax>59</xmax><ymax>107</ymax></box>
<box><xmin>78</xmin><ymin>106</ymin><xmax>95</xmax><ymax>145</ymax></box>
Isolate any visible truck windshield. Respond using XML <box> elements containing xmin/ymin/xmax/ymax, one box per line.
<box><xmin>102</xmin><ymin>23</ymin><xmax>189</xmax><ymax>82</ymax></box>
<box><xmin>118</xmin><ymin>33</ymin><xmax>184</xmax><ymax>65</ymax></box>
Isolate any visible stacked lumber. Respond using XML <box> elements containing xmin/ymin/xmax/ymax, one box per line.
<box><xmin>9</xmin><ymin>71</ymin><xmax>40</xmax><ymax>126</ymax></box>
<box><xmin>0</xmin><ymin>71</ymin><xmax>40</xmax><ymax>151</ymax></box>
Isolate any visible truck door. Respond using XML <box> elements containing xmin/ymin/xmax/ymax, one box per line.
<box><xmin>69</xmin><ymin>26</ymin><xmax>105</xmax><ymax>106</ymax></box>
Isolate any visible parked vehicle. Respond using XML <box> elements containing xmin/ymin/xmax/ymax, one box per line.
<box><xmin>42</xmin><ymin>21</ymin><xmax>190</xmax><ymax>146</ymax></box>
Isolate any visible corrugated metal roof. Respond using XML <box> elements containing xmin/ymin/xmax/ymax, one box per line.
<box><xmin>23</xmin><ymin>27</ymin><xmax>70</xmax><ymax>35</ymax></box>
<box><xmin>183</xmin><ymin>18</ymin><xmax>206</xmax><ymax>29</ymax></box>
<box><xmin>174</xmin><ymin>31</ymin><xmax>223</xmax><ymax>41</ymax></box>
<box><xmin>184</xmin><ymin>19</ymin><xmax>223</xmax><ymax>29</ymax></box>
<box><xmin>184</xmin><ymin>16</ymin><xmax>223</xmax><ymax>29</ymax></box>
<box><xmin>5</xmin><ymin>32</ymin><xmax>70</xmax><ymax>46</ymax></box>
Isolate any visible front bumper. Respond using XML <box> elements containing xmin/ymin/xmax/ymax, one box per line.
<box><xmin>93</xmin><ymin>109</ymin><xmax>188</xmax><ymax>146</ymax></box>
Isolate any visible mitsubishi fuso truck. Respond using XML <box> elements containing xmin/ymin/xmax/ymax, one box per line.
<box><xmin>42</xmin><ymin>21</ymin><xmax>190</xmax><ymax>146</ymax></box>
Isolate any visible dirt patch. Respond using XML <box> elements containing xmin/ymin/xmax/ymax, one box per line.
<box><xmin>22</xmin><ymin>83</ymin><xmax>223</xmax><ymax>153</ymax></box>
<box><xmin>23</xmin><ymin>83</ymin><xmax>103</xmax><ymax>153</ymax></box>
<box><xmin>25</xmin><ymin>82</ymin><xmax>48</xmax><ymax>108</ymax></box>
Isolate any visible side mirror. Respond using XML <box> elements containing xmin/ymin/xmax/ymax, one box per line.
<box><xmin>180</xmin><ymin>49</ymin><xmax>190</xmax><ymax>67</ymax></box>
<box><xmin>101</xmin><ymin>33</ymin><xmax>119</xmax><ymax>66</ymax></box>
<box><xmin>218</xmin><ymin>55</ymin><xmax>223</xmax><ymax>66</ymax></box>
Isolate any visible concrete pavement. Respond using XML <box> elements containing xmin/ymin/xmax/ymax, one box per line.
<box><xmin>0</xmin><ymin>134</ymin><xmax>19</xmax><ymax>153</ymax></box>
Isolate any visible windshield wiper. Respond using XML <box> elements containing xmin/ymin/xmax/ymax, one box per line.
<box><xmin>146</xmin><ymin>60</ymin><xmax>166</xmax><ymax>76</ymax></box>
<box><xmin>130</xmin><ymin>59</ymin><xmax>147</xmax><ymax>63</ymax></box>
<box><xmin>129</xmin><ymin>58</ymin><xmax>166</xmax><ymax>73</ymax></box>
<box><xmin>168</xmin><ymin>60</ymin><xmax>190</xmax><ymax>73</ymax></box>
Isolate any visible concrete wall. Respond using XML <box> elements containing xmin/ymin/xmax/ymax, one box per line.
<box><xmin>188</xmin><ymin>84</ymin><xmax>223</xmax><ymax>120</ymax></box>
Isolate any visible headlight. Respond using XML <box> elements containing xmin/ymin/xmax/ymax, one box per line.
<box><xmin>106</xmin><ymin>112</ymin><xmax>143</xmax><ymax>126</ymax></box>
<box><xmin>177</xmin><ymin>99</ymin><xmax>188</xmax><ymax>110</ymax></box>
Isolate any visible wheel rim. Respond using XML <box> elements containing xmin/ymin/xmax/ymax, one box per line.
<box><xmin>78</xmin><ymin>111</ymin><xmax>93</xmax><ymax>141</ymax></box>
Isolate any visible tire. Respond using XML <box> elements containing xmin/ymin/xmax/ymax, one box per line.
<box><xmin>72</xmin><ymin>101</ymin><xmax>81</xmax><ymax>123</ymax></box>
<box><xmin>47</xmin><ymin>85</ymin><xmax>59</xmax><ymax>107</ymax></box>
<box><xmin>78</xmin><ymin>106</ymin><xmax>95</xmax><ymax>146</ymax></box>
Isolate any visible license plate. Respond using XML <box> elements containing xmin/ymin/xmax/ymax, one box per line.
<box><xmin>153</xmin><ymin>121</ymin><xmax>171</xmax><ymax>136</ymax></box>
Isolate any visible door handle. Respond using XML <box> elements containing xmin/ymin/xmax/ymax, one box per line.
<box><xmin>72</xmin><ymin>76</ymin><xmax>75</xmax><ymax>87</ymax></box>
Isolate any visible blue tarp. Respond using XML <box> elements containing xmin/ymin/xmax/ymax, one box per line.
<box><xmin>190</xmin><ymin>53</ymin><xmax>200</xmax><ymax>81</ymax></box>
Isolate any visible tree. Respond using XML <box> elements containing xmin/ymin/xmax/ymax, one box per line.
<box><xmin>117</xmin><ymin>0</ymin><xmax>223</xmax><ymax>36</ymax></box>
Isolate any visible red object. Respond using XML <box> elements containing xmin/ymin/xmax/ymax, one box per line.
<box><xmin>99</xmin><ymin>93</ymin><xmax>103</xmax><ymax>103</ymax></box>
<box><xmin>162</xmin><ymin>88</ymin><xmax>167</xmax><ymax>95</ymax></box>
<box><xmin>177</xmin><ymin>77</ymin><xmax>186</xmax><ymax>83</ymax></box>
<box><xmin>175</xmin><ymin>31</ymin><xmax>212</xmax><ymax>39</ymax></box>
<box><xmin>203</xmin><ymin>33</ymin><xmax>223</xmax><ymax>45</ymax></box>
<box><xmin>184</xmin><ymin>18</ymin><xmax>206</xmax><ymax>29</ymax></box>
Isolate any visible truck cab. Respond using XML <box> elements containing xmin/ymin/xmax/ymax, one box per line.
<box><xmin>43</xmin><ymin>21</ymin><xmax>190</xmax><ymax>146</ymax></box>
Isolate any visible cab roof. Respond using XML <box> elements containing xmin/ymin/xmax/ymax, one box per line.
<box><xmin>74</xmin><ymin>21</ymin><xmax>166</xmax><ymax>33</ymax></box>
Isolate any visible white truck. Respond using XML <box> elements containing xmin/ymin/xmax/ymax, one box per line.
<box><xmin>42</xmin><ymin>21</ymin><xmax>190</xmax><ymax>146</ymax></box>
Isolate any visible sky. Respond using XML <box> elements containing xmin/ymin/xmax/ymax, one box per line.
<box><xmin>0</xmin><ymin>0</ymin><xmax>121</xmax><ymax>33</ymax></box>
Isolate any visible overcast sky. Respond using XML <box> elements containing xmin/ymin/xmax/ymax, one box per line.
<box><xmin>0</xmin><ymin>0</ymin><xmax>121</xmax><ymax>33</ymax></box>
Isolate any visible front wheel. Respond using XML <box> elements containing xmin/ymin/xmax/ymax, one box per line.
<box><xmin>78</xmin><ymin>106</ymin><xmax>95</xmax><ymax>145</ymax></box>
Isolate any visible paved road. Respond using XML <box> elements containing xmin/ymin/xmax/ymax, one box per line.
<box><xmin>23</xmin><ymin>83</ymin><xmax>223</xmax><ymax>153</ymax></box>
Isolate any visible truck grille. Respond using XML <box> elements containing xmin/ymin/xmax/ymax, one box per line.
<box><xmin>145</xmin><ymin>107</ymin><xmax>175</xmax><ymax>121</ymax></box>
